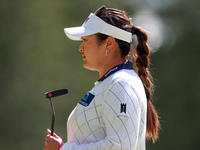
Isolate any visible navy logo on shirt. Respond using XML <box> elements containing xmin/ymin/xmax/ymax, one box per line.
<box><xmin>120</xmin><ymin>103</ymin><xmax>127</xmax><ymax>113</ymax></box>
<box><xmin>117</xmin><ymin>103</ymin><xmax>129</xmax><ymax>119</ymax></box>
<box><xmin>79</xmin><ymin>92</ymin><xmax>95</xmax><ymax>107</ymax></box>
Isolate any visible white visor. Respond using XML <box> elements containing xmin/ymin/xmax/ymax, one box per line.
<box><xmin>64</xmin><ymin>13</ymin><xmax>132</xmax><ymax>43</ymax></box>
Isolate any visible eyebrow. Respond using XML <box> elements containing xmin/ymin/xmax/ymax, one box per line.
<box><xmin>81</xmin><ymin>36</ymin><xmax>88</xmax><ymax>40</ymax></box>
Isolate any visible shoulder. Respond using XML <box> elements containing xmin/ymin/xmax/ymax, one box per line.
<box><xmin>111</xmin><ymin>69</ymin><xmax>141</xmax><ymax>86</ymax></box>
<box><xmin>105</xmin><ymin>69</ymin><xmax>146</xmax><ymax>102</ymax></box>
<box><xmin>102</xmin><ymin>69</ymin><xmax>142</xmax><ymax>88</ymax></box>
<box><xmin>101</xmin><ymin>70</ymin><xmax>147</xmax><ymax>113</ymax></box>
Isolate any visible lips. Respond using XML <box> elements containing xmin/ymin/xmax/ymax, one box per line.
<box><xmin>82</xmin><ymin>55</ymin><xmax>86</xmax><ymax>59</ymax></box>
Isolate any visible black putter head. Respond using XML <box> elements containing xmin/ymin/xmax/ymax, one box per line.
<box><xmin>43</xmin><ymin>88</ymin><xmax>68</xmax><ymax>99</ymax></box>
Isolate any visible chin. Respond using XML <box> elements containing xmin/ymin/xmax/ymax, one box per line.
<box><xmin>83</xmin><ymin>62</ymin><xmax>97</xmax><ymax>71</ymax></box>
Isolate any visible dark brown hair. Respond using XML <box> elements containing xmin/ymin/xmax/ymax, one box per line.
<box><xmin>95</xmin><ymin>7</ymin><xmax>160</xmax><ymax>143</ymax></box>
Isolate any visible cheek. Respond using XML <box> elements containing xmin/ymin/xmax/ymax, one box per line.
<box><xmin>84</xmin><ymin>52</ymin><xmax>103</xmax><ymax>70</ymax></box>
<box><xmin>92</xmin><ymin>49</ymin><xmax>104</xmax><ymax>61</ymax></box>
<box><xmin>93</xmin><ymin>51</ymin><xmax>106</xmax><ymax>67</ymax></box>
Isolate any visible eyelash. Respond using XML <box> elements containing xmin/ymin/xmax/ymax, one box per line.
<box><xmin>82</xmin><ymin>38</ymin><xmax>87</xmax><ymax>42</ymax></box>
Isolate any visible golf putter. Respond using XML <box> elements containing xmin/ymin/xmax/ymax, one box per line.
<box><xmin>43</xmin><ymin>88</ymin><xmax>68</xmax><ymax>136</ymax></box>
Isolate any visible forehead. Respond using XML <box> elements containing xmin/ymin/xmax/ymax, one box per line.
<box><xmin>81</xmin><ymin>34</ymin><xmax>97</xmax><ymax>39</ymax></box>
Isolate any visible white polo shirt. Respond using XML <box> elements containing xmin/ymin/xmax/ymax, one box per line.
<box><xmin>61</xmin><ymin>61</ymin><xmax>147</xmax><ymax>150</ymax></box>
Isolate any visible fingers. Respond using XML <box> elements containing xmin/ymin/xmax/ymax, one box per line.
<box><xmin>45</xmin><ymin>134</ymin><xmax>50</xmax><ymax>143</ymax></box>
<box><xmin>46</xmin><ymin>134</ymin><xmax>59</xmax><ymax>143</ymax></box>
<box><xmin>44</xmin><ymin>137</ymin><xmax>49</xmax><ymax>150</ymax></box>
<box><xmin>47</xmin><ymin>129</ymin><xmax>59</xmax><ymax>139</ymax></box>
<box><xmin>47</xmin><ymin>129</ymin><xmax>51</xmax><ymax>135</ymax></box>
<box><xmin>44</xmin><ymin>134</ymin><xmax>60</xmax><ymax>150</ymax></box>
<box><xmin>44</xmin><ymin>129</ymin><xmax>63</xmax><ymax>150</ymax></box>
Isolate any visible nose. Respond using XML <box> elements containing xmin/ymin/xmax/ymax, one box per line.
<box><xmin>79</xmin><ymin>43</ymin><xmax>84</xmax><ymax>52</ymax></box>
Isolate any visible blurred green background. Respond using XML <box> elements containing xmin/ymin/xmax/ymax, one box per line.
<box><xmin>0</xmin><ymin>0</ymin><xmax>199</xmax><ymax>149</ymax></box>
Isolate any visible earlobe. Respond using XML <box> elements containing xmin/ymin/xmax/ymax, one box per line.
<box><xmin>105</xmin><ymin>49</ymin><xmax>109</xmax><ymax>56</ymax></box>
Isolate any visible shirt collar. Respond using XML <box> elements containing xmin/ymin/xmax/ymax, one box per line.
<box><xmin>97</xmin><ymin>61</ymin><xmax>133</xmax><ymax>82</ymax></box>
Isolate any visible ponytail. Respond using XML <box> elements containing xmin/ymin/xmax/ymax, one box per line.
<box><xmin>95</xmin><ymin>7</ymin><xmax>161</xmax><ymax>143</ymax></box>
<box><xmin>132</xmin><ymin>26</ymin><xmax>160</xmax><ymax>143</ymax></box>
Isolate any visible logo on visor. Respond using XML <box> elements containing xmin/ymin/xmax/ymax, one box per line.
<box><xmin>84</xmin><ymin>17</ymin><xmax>90</xmax><ymax>24</ymax></box>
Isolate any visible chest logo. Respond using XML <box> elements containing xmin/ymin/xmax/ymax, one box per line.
<box><xmin>79</xmin><ymin>92</ymin><xmax>95</xmax><ymax>107</ymax></box>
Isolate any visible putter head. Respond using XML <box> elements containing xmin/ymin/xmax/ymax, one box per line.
<box><xmin>43</xmin><ymin>88</ymin><xmax>68</xmax><ymax>99</ymax></box>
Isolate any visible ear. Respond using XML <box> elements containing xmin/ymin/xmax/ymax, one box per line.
<box><xmin>105</xmin><ymin>36</ymin><xmax>117</xmax><ymax>53</ymax></box>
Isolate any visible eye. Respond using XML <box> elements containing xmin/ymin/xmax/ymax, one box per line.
<box><xmin>82</xmin><ymin>38</ymin><xmax>88</xmax><ymax>42</ymax></box>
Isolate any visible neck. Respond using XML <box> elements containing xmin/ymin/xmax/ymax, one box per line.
<box><xmin>98</xmin><ymin>57</ymin><xmax>126</xmax><ymax>78</ymax></box>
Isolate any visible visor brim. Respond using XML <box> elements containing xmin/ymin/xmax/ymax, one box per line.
<box><xmin>64</xmin><ymin>26</ymin><xmax>97</xmax><ymax>41</ymax></box>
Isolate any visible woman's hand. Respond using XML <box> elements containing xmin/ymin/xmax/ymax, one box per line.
<box><xmin>44</xmin><ymin>129</ymin><xmax>64</xmax><ymax>150</ymax></box>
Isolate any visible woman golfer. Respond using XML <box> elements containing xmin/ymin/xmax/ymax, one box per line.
<box><xmin>44</xmin><ymin>5</ymin><xmax>160</xmax><ymax>150</ymax></box>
